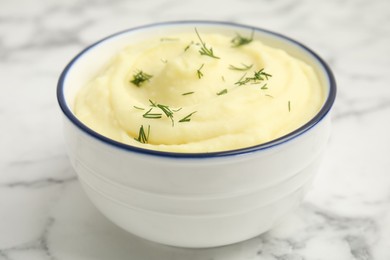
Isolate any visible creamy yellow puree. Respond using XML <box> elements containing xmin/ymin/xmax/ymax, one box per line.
<box><xmin>74</xmin><ymin>31</ymin><xmax>325</xmax><ymax>153</ymax></box>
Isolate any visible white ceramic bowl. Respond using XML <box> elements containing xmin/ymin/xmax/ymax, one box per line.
<box><xmin>57</xmin><ymin>21</ymin><xmax>336</xmax><ymax>248</ymax></box>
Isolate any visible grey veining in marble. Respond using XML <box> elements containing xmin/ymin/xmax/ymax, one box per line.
<box><xmin>1</xmin><ymin>0</ymin><xmax>390</xmax><ymax>259</ymax></box>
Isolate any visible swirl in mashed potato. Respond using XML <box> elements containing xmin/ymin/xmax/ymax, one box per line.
<box><xmin>74</xmin><ymin>31</ymin><xmax>325</xmax><ymax>153</ymax></box>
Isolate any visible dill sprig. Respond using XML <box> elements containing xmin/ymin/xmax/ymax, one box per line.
<box><xmin>288</xmin><ymin>101</ymin><xmax>291</xmax><ymax>112</ymax></box>
<box><xmin>182</xmin><ymin>91</ymin><xmax>195</xmax><ymax>96</ymax></box>
<box><xmin>217</xmin><ymin>89</ymin><xmax>228</xmax><ymax>95</ymax></box>
<box><xmin>149</xmin><ymin>99</ymin><xmax>179</xmax><ymax>126</ymax></box>
<box><xmin>231</xmin><ymin>30</ymin><xmax>254</xmax><ymax>48</ymax></box>
<box><xmin>130</xmin><ymin>70</ymin><xmax>153</xmax><ymax>87</ymax></box>
<box><xmin>228</xmin><ymin>63</ymin><xmax>253</xmax><ymax>71</ymax></box>
<box><xmin>254</xmin><ymin>69</ymin><xmax>272</xmax><ymax>80</ymax></box>
<box><xmin>235</xmin><ymin>69</ymin><xmax>272</xmax><ymax>86</ymax></box>
<box><xmin>235</xmin><ymin>73</ymin><xmax>247</xmax><ymax>86</ymax></box>
<box><xmin>197</xmin><ymin>64</ymin><xmax>204</xmax><ymax>79</ymax></box>
<box><xmin>195</xmin><ymin>28</ymin><xmax>220</xmax><ymax>59</ymax></box>
<box><xmin>134</xmin><ymin>125</ymin><xmax>150</xmax><ymax>144</ymax></box>
<box><xmin>179</xmin><ymin>111</ymin><xmax>197</xmax><ymax>123</ymax></box>
<box><xmin>133</xmin><ymin>106</ymin><xmax>145</xmax><ymax>110</ymax></box>
<box><xmin>184</xmin><ymin>41</ymin><xmax>194</xmax><ymax>52</ymax></box>
<box><xmin>143</xmin><ymin>108</ymin><xmax>162</xmax><ymax>119</ymax></box>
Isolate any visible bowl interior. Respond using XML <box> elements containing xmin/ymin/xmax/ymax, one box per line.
<box><xmin>57</xmin><ymin>21</ymin><xmax>336</xmax><ymax>158</ymax></box>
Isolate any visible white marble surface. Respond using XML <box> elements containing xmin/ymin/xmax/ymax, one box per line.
<box><xmin>1</xmin><ymin>0</ymin><xmax>390</xmax><ymax>259</ymax></box>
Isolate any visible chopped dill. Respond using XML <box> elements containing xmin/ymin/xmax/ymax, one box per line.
<box><xmin>197</xmin><ymin>64</ymin><xmax>204</xmax><ymax>79</ymax></box>
<box><xmin>134</xmin><ymin>125</ymin><xmax>150</xmax><ymax>144</ymax></box>
<box><xmin>130</xmin><ymin>70</ymin><xmax>153</xmax><ymax>87</ymax></box>
<box><xmin>217</xmin><ymin>89</ymin><xmax>228</xmax><ymax>95</ymax></box>
<box><xmin>195</xmin><ymin>28</ymin><xmax>220</xmax><ymax>59</ymax></box>
<box><xmin>235</xmin><ymin>69</ymin><xmax>272</xmax><ymax>86</ymax></box>
<box><xmin>149</xmin><ymin>99</ymin><xmax>177</xmax><ymax>126</ymax></box>
<box><xmin>143</xmin><ymin>108</ymin><xmax>162</xmax><ymax>119</ymax></box>
<box><xmin>179</xmin><ymin>111</ymin><xmax>197</xmax><ymax>123</ymax></box>
<box><xmin>231</xmin><ymin>30</ymin><xmax>254</xmax><ymax>47</ymax></box>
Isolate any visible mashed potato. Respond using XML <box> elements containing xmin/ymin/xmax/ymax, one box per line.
<box><xmin>74</xmin><ymin>30</ymin><xmax>324</xmax><ymax>152</ymax></box>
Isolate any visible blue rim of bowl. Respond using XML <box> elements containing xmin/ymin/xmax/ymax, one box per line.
<box><xmin>57</xmin><ymin>20</ymin><xmax>336</xmax><ymax>159</ymax></box>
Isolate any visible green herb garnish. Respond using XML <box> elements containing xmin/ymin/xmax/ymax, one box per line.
<box><xmin>255</xmin><ymin>69</ymin><xmax>272</xmax><ymax>80</ymax></box>
<box><xmin>143</xmin><ymin>108</ymin><xmax>162</xmax><ymax>119</ymax></box>
<box><xmin>134</xmin><ymin>125</ymin><xmax>150</xmax><ymax>144</ymax></box>
<box><xmin>195</xmin><ymin>28</ymin><xmax>220</xmax><ymax>59</ymax></box>
<box><xmin>231</xmin><ymin>30</ymin><xmax>254</xmax><ymax>48</ymax></box>
<box><xmin>130</xmin><ymin>70</ymin><xmax>153</xmax><ymax>87</ymax></box>
<box><xmin>182</xmin><ymin>91</ymin><xmax>195</xmax><ymax>96</ymax></box>
<box><xmin>235</xmin><ymin>69</ymin><xmax>272</xmax><ymax>86</ymax></box>
<box><xmin>228</xmin><ymin>63</ymin><xmax>253</xmax><ymax>71</ymax></box>
<box><xmin>265</xmin><ymin>94</ymin><xmax>274</xmax><ymax>98</ymax></box>
<box><xmin>149</xmin><ymin>99</ymin><xmax>178</xmax><ymax>126</ymax></box>
<box><xmin>133</xmin><ymin>106</ymin><xmax>145</xmax><ymax>110</ymax></box>
<box><xmin>261</xmin><ymin>84</ymin><xmax>268</xmax><ymax>90</ymax></box>
<box><xmin>197</xmin><ymin>64</ymin><xmax>204</xmax><ymax>79</ymax></box>
<box><xmin>179</xmin><ymin>111</ymin><xmax>197</xmax><ymax>123</ymax></box>
<box><xmin>184</xmin><ymin>41</ymin><xmax>194</xmax><ymax>52</ymax></box>
<box><xmin>235</xmin><ymin>73</ymin><xmax>247</xmax><ymax>86</ymax></box>
<box><xmin>288</xmin><ymin>101</ymin><xmax>291</xmax><ymax>112</ymax></box>
<box><xmin>217</xmin><ymin>89</ymin><xmax>228</xmax><ymax>95</ymax></box>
